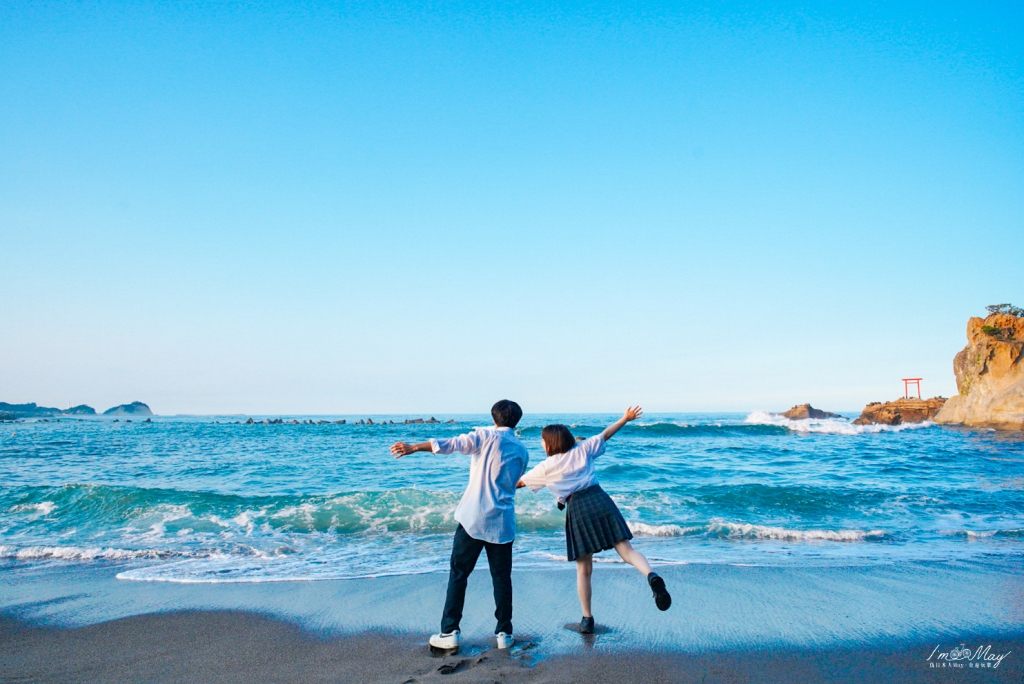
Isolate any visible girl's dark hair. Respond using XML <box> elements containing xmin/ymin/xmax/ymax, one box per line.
<box><xmin>541</xmin><ymin>424</ymin><xmax>576</xmax><ymax>455</ymax></box>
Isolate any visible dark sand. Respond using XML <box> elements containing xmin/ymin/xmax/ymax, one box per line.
<box><xmin>2</xmin><ymin>610</ymin><xmax>1020</xmax><ymax>683</ymax></box>
<box><xmin>2</xmin><ymin>558</ymin><xmax>1022</xmax><ymax>682</ymax></box>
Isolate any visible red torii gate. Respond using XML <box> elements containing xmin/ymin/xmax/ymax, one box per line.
<box><xmin>902</xmin><ymin>378</ymin><xmax>922</xmax><ymax>399</ymax></box>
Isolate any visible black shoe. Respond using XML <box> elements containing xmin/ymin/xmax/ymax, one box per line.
<box><xmin>648</xmin><ymin>573</ymin><xmax>671</xmax><ymax>611</ymax></box>
<box><xmin>580</xmin><ymin>616</ymin><xmax>595</xmax><ymax>634</ymax></box>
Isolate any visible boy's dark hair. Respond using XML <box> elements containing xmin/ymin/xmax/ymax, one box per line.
<box><xmin>491</xmin><ymin>400</ymin><xmax>523</xmax><ymax>429</ymax></box>
<box><xmin>541</xmin><ymin>424</ymin><xmax>576</xmax><ymax>455</ymax></box>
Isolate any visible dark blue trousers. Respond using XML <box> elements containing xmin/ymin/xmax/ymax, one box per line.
<box><xmin>440</xmin><ymin>524</ymin><xmax>513</xmax><ymax>635</ymax></box>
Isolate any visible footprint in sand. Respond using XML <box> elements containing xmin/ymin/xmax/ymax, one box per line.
<box><xmin>436</xmin><ymin>658</ymin><xmax>471</xmax><ymax>675</ymax></box>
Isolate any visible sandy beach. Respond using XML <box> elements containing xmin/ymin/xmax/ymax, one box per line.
<box><xmin>3</xmin><ymin>559</ymin><xmax>1022</xmax><ymax>682</ymax></box>
<box><xmin>3</xmin><ymin>610</ymin><xmax>1021</xmax><ymax>683</ymax></box>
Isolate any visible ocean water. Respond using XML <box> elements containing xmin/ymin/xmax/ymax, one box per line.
<box><xmin>1</xmin><ymin>413</ymin><xmax>1022</xmax><ymax>584</ymax></box>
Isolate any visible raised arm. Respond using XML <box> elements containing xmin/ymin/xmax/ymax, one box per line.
<box><xmin>390</xmin><ymin>442</ymin><xmax>432</xmax><ymax>459</ymax></box>
<box><xmin>601</xmin><ymin>406</ymin><xmax>643</xmax><ymax>441</ymax></box>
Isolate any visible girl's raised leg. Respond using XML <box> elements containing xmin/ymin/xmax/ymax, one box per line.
<box><xmin>614</xmin><ymin>540</ymin><xmax>672</xmax><ymax>611</ymax></box>
<box><xmin>612</xmin><ymin>540</ymin><xmax>653</xmax><ymax>576</ymax></box>
<box><xmin>576</xmin><ymin>554</ymin><xmax>594</xmax><ymax>618</ymax></box>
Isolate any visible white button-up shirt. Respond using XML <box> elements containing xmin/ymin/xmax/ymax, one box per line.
<box><xmin>430</xmin><ymin>427</ymin><xmax>530</xmax><ymax>544</ymax></box>
<box><xmin>520</xmin><ymin>434</ymin><xmax>605</xmax><ymax>503</ymax></box>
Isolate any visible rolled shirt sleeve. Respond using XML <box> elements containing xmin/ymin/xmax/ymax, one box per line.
<box><xmin>430</xmin><ymin>432</ymin><xmax>482</xmax><ymax>455</ymax></box>
<box><xmin>578</xmin><ymin>434</ymin><xmax>606</xmax><ymax>459</ymax></box>
<box><xmin>519</xmin><ymin>461</ymin><xmax>549</xmax><ymax>493</ymax></box>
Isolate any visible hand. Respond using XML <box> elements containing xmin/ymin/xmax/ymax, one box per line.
<box><xmin>390</xmin><ymin>442</ymin><xmax>414</xmax><ymax>458</ymax></box>
<box><xmin>516</xmin><ymin>479</ymin><xmax>525</xmax><ymax>489</ymax></box>
<box><xmin>623</xmin><ymin>405</ymin><xmax>643</xmax><ymax>422</ymax></box>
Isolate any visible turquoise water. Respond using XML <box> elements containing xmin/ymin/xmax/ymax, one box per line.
<box><xmin>1</xmin><ymin>413</ymin><xmax>1022</xmax><ymax>583</ymax></box>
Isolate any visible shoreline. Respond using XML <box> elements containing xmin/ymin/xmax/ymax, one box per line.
<box><xmin>2</xmin><ymin>609</ymin><xmax>1021</xmax><ymax>683</ymax></box>
<box><xmin>3</xmin><ymin>557</ymin><xmax>1022</xmax><ymax>646</ymax></box>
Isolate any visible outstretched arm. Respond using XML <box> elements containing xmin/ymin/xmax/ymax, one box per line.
<box><xmin>601</xmin><ymin>406</ymin><xmax>643</xmax><ymax>441</ymax></box>
<box><xmin>391</xmin><ymin>431</ymin><xmax>483</xmax><ymax>459</ymax></box>
<box><xmin>390</xmin><ymin>441</ymin><xmax>432</xmax><ymax>459</ymax></box>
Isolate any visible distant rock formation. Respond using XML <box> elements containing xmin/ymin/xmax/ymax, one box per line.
<box><xmin>103</xmin><ymin>402</ymin><xmax>153</xmax><ymax>416</ymax></box>
<box><xmin>0</xmin><ymin>402</ymin><xmax>96</xmax><ymax>417</ymax></box>
<box><xmin>778</xmin><ymin>404</ymin><xmax>840</xmax><ymax>420</ymax></box>
<box><xmin>0</xmin><ymin>402</ymin><xmax>62</xmax><ymax>417</ymax></box>
<box><xmin>934</xmin><ymin>310</ymin><xmax>1024</xmax><ymax>430</ymax></box>
<box><xmin>853</xmin><ymin>397</ymin><xmax>946</xmax><ymax>426</ymax></box>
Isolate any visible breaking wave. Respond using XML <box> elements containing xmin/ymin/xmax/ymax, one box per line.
<box><xmin>744</xmin><ymin>411</ymin><xmax>935</xmax><ymax>435</ymax></box>
<box><xmin>627</xmin><ymin>521</ymin><xmax>889</xmax><ymax>542</ymax></box>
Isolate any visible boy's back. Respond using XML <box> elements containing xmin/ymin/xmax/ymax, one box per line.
<box><xmin>430</xmin><ymin>426</ymin><xmax>529</xmax><ymax>544</ymax></box>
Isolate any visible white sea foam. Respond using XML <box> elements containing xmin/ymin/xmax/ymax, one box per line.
<box><xmin>745</xmin><ymin>410</ymin><xmax>934</xmax><ymax>435</ymax></box>
<box><xmin>628</xmin><ymin>522</ymin><xmax>702</xmax><ymax>537</ymax></box>
<box><xmin>940</xmin><ymin>529</ymin><xmax>1000</xmax><ymax>539</ymax></box>
<box><xmin>116</xmin><ymin>546</ymin><xmax>451</xmax><ymax>583</ymax></box>
<box><xmin>706</xmin><ymin>521</ymin><xmax>888</xmax><ymax>542</ymax></box>
<box><xmin>0</xmin><ymin>544</ymin><xmax>182</xmax><ymax>561</ymax></box>
<box><xmin>628</xmin><ymin>520</ymin><xmax>887</xmax><ymax>542</ymax></box>
<box><xmin>9</xmin><ymin>502</ymin><xmax>56</xmax><ymax>516</ymax></box>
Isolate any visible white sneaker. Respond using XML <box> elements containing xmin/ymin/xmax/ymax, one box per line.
<box><xmin>429</xmin><ymin>630</ymin><xmax>460</xmax><ymax>650</ymax></box>
<box><xmin>495</xmin><ymin>632</ymin><xmax>514</xmax><ymax>649</ymax></box>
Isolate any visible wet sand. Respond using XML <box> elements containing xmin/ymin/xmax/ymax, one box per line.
<box><xmin>2</xmin><ymin>610</ymin><xmax>1021</xmax><ymax>683</ymax></box>
<box><xmin>2</xmin><ymin>558</ymin><xmax>1022</xmax><ymax>681</ymax></box>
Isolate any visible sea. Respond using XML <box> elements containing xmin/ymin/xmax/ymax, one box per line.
<box><xmin>1</xmin><ymin>413</ymin><xmax>1022</xmax><ymax>585</ymax></box>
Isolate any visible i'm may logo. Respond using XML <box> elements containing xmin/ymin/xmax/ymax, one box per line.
<box><xmin>927</xmin><ymin>644</ymin><xmax>1011</xmax><ymax>670</ymax></box>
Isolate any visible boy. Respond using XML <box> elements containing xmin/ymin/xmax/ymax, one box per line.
<box><xmin>390</xmin><ymin>399</ymin><xmax>529</xmax><ymax>651</ymax></box>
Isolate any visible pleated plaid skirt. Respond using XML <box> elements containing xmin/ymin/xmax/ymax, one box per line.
<box><xmin>564</xmin><ymin>484</ymin><xmax>633</xmax><ymax>561</ymax></box>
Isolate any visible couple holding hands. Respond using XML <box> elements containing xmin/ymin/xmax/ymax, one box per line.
<box><xmin>390</xmin><ymin>400</ymin><xmax>671</xmax><ymax>651</ymax></box>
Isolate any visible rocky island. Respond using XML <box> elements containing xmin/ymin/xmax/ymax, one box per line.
<box><xmin>104</xmin><ymin>402</ymin><xmax>153</xmax><ymax>416</ymax></box>
<box><xmin>777</xmin><ymin>404</ymin><xmax>841</xmax><ymax>420</ymax></box>
<box><xmin>934</xmin><ymin>305</ymin><xmax>1024</xmax><ymax>430</ymax></box>
<box><xmin>852</xmin><ymin>397</ymin><xmax>946</xmax><ymax>426</ymax></box>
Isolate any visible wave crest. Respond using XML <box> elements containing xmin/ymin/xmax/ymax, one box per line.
<box><xmin>745</xmin><ymin>411</ymin><xmax>934</xmax><ymax>435</ymax></box>
<box><xmin>626</xmin><ymin>520</ymin><xmax>888</xmax><ymax>542</ymax></box>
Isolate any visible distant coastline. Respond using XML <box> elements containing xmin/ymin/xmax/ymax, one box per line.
<box><xmin>0</xmin><ymin>401</ymin><xmax>152</xmax><ymax>420</ymax></box>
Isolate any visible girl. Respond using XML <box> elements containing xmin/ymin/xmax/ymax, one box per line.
<box><xmin>518</xmin><ymin>406</ymin><xmax>670</xmax><ymax>634</ymax></box>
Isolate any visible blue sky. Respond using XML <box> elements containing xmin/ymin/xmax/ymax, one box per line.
<box><xmin>1</xmin><ymin>1</ymin><xmax>1021</xmax><ymax>414</ymax></box>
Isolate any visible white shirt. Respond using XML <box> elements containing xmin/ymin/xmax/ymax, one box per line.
<box><xmin>520</xmin><ymin>434</ymin><xmax>606</xmax><ymax>503</ymax></box>
<box><xmin>430</xmin><ymin>427</ymin><xmax>530</xmax><ymax>544</ymax></box>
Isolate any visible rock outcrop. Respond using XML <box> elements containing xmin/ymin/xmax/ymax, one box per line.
<box><xmin>778</xmin><ymin>404</ymin><xmax>840</xmax><ymax>420</ymax></box>
<box><xmin>103</xmin><ymin>402</ymin><xmax>153</xmax><ymax>416</ymax></box>
<box><xmin>934</xmin><ymin>312</ymin><xmax>1024</xmax><ymax>430</ymax></box>
<box><xmin>853</xmin><ymin>397</ymin><xmax>946</xmax><ymax>425</ymax></box>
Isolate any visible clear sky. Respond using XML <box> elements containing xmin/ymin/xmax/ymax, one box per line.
<box><xmin>1</xmin><ymin>1</ymin><xmax>1022</xmax><ymax>415</ymax></box>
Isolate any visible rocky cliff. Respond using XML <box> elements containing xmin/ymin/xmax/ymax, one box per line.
<box><xmin>933</xmin><ymin>312</ymin><xmax>1024</xmax><ymax>430</ymax></box>
<box><xmin>853</xmin><ymin>397</ymin><xmax>946</xmax><ymax>426</ymax></box>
